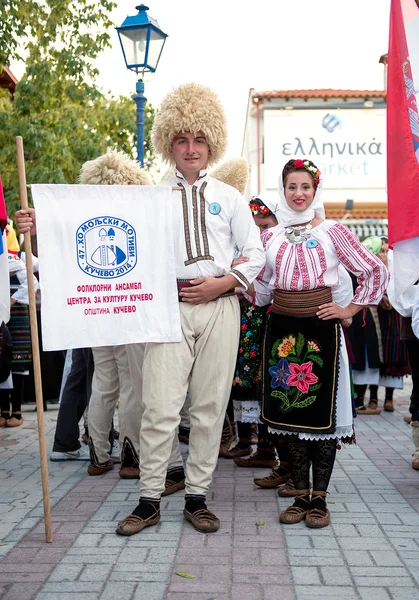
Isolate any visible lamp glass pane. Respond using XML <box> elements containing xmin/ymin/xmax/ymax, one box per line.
<box><xmin>146</xmin><ymin>30</ymin><xmax>166</xmax><ymax>69</ymax></box>
<box><xmin>119</xmin><ymin>27</ymin><xmax>149</xmax><ymax>67</ymax></box>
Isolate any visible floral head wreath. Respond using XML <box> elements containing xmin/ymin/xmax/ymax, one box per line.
<box><xmin>249</xmin><ymin>197</ymin><xmax>272</xmax><ymax>216</ymax></box>
<box><xmin>293</xmin><ymin>159</ymin><xmax>321</xmax><ymax>188</ymax></box>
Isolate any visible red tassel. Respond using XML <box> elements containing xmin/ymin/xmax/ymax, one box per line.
<box><xmin>362</xmin><ymin>307</ymin><xmax>367</xmax><ymax>327</ymax></box>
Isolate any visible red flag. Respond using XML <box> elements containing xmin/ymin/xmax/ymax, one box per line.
<box><xmin>0</xmin><ymin>179</ymin><xmax>6</xmax><ymax>234</ymax></box>
<box><xmin>387</xmin><ymin>0</ymin><xmax>419</xmax><ymax>293</ymax></box>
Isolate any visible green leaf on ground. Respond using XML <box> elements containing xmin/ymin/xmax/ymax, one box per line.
<box><xmin>256</xmin><ymin>520</ymin><xmax>265</xmax><ymax>526</ymax></box>
<box><xmin>175</xmin><ymin>571</ymin><xmax>196</xmax><ymax>579</ymax></box>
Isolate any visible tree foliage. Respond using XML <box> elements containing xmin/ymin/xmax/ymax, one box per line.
<box><xmin>0</xmin><ymin>1</ymin><xmax>156</xmax><ymax>215</ymax></box>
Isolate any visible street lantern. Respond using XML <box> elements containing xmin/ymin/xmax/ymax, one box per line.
<box><xmin>117</xmin><ymin>4</ymin><xmax>168</xmax><ymax>167</ymax></box>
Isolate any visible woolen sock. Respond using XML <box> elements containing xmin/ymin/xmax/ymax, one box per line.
<box><xmin>132</xmin><ymin>498</ymin><xmax>160</xmax><ymax>519</ymax></box>
<box><xmin>185</xmin><ymin>494</ymin><xmax>207</xmax><ymax>513</ymax></box>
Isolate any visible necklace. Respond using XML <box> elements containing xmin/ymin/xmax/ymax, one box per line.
<box><xmin>285</xmin><ymin>222</ymin><xmax>313</xmax><ymax>244</ymax></box>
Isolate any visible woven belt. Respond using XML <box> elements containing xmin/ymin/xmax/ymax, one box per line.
<box><xmin>272</xmin><ymin>287</ymin><xmax>333</xmax><ymax>318</ymax></box>
<box><xmin>177</xmin><ymin>279</ymin><xmax>236</xmax><ymax>302</ymax></box>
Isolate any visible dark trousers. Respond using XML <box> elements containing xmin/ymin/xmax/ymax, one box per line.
<box><xmin>52</xmin><ymin>348</ymin><xmax>94</xmax><ymax>452</ymax></box>
<box><xmin>406</xmin><ymin>340</ymin><xmax>419</xmax><ymax>421</ymax></box>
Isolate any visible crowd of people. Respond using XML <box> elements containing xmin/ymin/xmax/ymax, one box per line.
<box><xmin>1</xmin><ymin>82</ymin><xmax>418</xmax><ymax>536</ymax></box>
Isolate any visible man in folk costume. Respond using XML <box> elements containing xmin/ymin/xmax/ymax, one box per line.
<box><xmin>118</xmin><ymin>83</ymin><xmax>265</xmax><ymax>536</ymax></box>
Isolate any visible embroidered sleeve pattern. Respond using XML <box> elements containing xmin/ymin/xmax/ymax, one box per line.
<box><xmin>230</xmin><ymin>269</ymin><xmax>250</xmax><ymax>289</ymax></box>
<box><xmin>327</xmin><ymin>222</ymin><xmax>389</xmax><ymax>304</ymax></box>
<box><xmin>296</xmin><ymin>243</ymin><xmax>311</xmax><ymax>290</ymax></box>
<box><xmin>261</xmin><ymin>229</ymin><xmax>273</xmax><ymax>249</ymax></box>
<box><xmin>274</xmin><ymin>242</ymin><xmax>289</xmax><ymax>289</ymax></box>
<box><xmin>314</xmin><ymin>243</ymin><xmax>327</xmax><ymax>287</ymax></box>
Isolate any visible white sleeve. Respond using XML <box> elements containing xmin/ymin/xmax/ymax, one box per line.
<box><xmin>332</xmin><ymin>265</ymin><xmax>354</xmax><ymax>307</ymax></box>
<box><xmin>229</xmin><ymin>193</ymin><xmax>266</xmax><ymax>289</ymax></box>
<box><xmin>411</xmin><ymin>287</ymin><xmax>419</xmax><ymax>339</ymax></box>
<box><xmin>327</xmin><ymin>222</ymin><xmax>389</xmax><ymax>305</ymax></box>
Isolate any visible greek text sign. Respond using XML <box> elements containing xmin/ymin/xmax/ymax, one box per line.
<box><xmin>263</xmin><ymin>108</ymin><xmax>386</xmax><ymax>190</ymax></box>
<box><xmin>32</xmin><ymin>184</ymin><xmax>181</xmax><ymax>350</ymax></box>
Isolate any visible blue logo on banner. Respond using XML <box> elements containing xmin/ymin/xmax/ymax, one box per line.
<box><xmin>76</xmin><ymin>216</ymin><xmax>137</xmax><ymax>279</ymax></box>
<box><xmin>321</xmin><ymin>113</ymin><xmax>342</xmax><ymax>133</ymax></box>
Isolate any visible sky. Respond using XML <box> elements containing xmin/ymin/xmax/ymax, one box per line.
<box><xmin>11</xmin><ymin>0</ymin><xmax>392</xmax><ymax>157</ymax></box>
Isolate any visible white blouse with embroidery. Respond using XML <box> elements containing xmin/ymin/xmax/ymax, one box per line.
<box><xmin>165</xmin><ymin>171</ymin><xmax>265</xmax><ymax>289</ymax></box>
<box><xmin>252</xmin><ymin>220</ymin><xmax>389</xmax><ymax>306</ymax></box>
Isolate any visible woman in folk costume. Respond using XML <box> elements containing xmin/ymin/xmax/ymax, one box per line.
<box><xmin>119</xmin><ymin>83</ymin><xmax>265</xmax><ymax>536</ymax></box>
<box><xmin>246</xmin><ymin>158</ymin><xmax>388</xmax><ymax>528</ymax></box>
<box><xmin>227</xmin><ymin>195</ymin><xmax>355</xmax><ymax>491</ymax></box>
<box><xmin>349</xmin><ymin>236</ymin><xmax>410</xmax><ymax>414</ymax></box>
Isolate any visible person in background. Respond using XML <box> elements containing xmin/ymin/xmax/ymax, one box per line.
<box><xmin>350</xmin><ymin>237</ymin><xmax>409</xmax><ymax>414</ymax></box>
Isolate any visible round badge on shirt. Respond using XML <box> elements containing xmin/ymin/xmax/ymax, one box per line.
<box><xmin>306</xmin><ymin>239</ymin><xmax>318</xmax><ymax>249</ymax></box>
<box><xmin>208</xmin><ymin>202</ymin><xmax>221</xmax><ymax>215</ymax></box>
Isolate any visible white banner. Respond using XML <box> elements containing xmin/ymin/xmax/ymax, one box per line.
<box><xmin>263</xmin><ymin>108</ymin><xmax>386</xmax><ymax>191</ymax></box>
<box><xmin>32</xmin><ymin>184</ymin><xmax>182</xmax><ymax>350</ymax></box>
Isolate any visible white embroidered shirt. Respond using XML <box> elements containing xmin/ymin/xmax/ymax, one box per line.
<box><xmin>165</xmin><ymin>170</ymin><xmax>265</xmax><ymax>289</ymax></box>
<box><xmin>252</xmin><ymin>220</ymin><xmax>389</xmax><ymax>306</ymax></box>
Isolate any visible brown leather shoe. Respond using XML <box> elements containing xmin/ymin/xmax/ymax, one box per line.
<box><xmin>278</xmin><ymin>479</ymin><xmax>298</xmax><ymax>497</ymax></box>
<box><xmin>384</xmin><ymin>400</ymin><xmax>395</xmax><ymax>412</ymax></box>
<box><xmin>162</xmin><ymin>477</ymin><xmax>186</xmax><ymax>496</ymax></box>
<box><xmin>6</xmin><ymin>413</ymin><xmax>24</xmax><ymax>427</ymax></box>
<box><xmin>404</xmin><ymin>415</ymin><xmax>412</xmax><ymax>424</ymax></box>
<box><xmin>234</xmin><ymin>452</ymin><xmax>277</xmax><ymax>468</ymax></box>
<box><xmin>356</xmin><ymin>401</ymin><xmax>381</xmax><ymax>415</ymax></box>
<box><xmin>305</xmin><ymin>492</ymin><xmax>330</xmax><ymax>528</ymax></box>
<box><xmin>87</xmin><ymin>460</ymin><xmax>114</xmax><ymax>476</ymax></box>
<box><xmin>223</xmin><ymin>442</ymin><xmax>252</xmax><ymax>460</ymax></box>
<box><xmin>183</xmin><ymin>508</ymin><xmax>220</xmax><ymax>533</ymax></box>
<box><xmin>254</xmin><ymin>468</ymin><xmax>290</xmax><ymax>488</ymax></box>
<box><xmin>119</xmin><ymin>466</ymin><xmax>140</xmax><ymax>479</ymax></box>
<box><xmin>280</xmin><ymin>490</ymin><xmax>310</xmax><ymax>524</ymax></box>
<box><xmin>0</xmin><ymin>411</ymin><xmax>10</xmax><ymax>427</ymax></box>
<box><xmin>116</xmin><ymin>512</ymin><xmax>160</xmax><ymax>536</ymax></box>
<box><xmin>219</xmin><ymin>416</ymin><xmax>235</xmax><ymax>457</ymax></box>
<box><xmin>412</xmin><ymin>457</ymin><xmax>419</xmax><ymax>470</ymax></box>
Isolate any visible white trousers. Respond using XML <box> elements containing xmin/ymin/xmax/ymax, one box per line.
<box><xmin>88</xmin><ymin>345</ymin><xmax>138</xmax><ymax>464</ymax></box>
<box><xmin>138</xmin><ymin>296</ymin><xmax>240</xmax><ymax>499</ymax></box>
<box><xmin>125</xmin><ymin>344</ymin><xmax>184</xmax><ymax>470</ymax></box>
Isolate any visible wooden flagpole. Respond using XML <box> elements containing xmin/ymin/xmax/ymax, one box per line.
<box><xmin>16</xmin><ymin>136</ymin><xmax>52</xmax><ymax>543</ymax></box>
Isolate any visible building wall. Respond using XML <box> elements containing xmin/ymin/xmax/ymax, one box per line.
<box><xmin>242</xmin><ymin>95</ymin><xmax>386</xmax><ymax>205</ymax></box>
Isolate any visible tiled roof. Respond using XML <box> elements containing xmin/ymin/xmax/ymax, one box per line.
<box><xmin>325</xmin><ymin>209</ymin><xmax>388</xmax><ymax>220</ymax></box>
<box><xmin>0</xmin><ymin>66</ymin><xmax>18</xmax><ymax>96</ymax></box>
<box><xmin>253</xmin><ymin>89</ymin><xmax>386</xmax><ymax>100</ymax></box>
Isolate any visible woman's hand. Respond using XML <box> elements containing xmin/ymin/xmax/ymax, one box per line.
<box><xmin>15</xmin><ymin>208</ymin><xmax>36</xmax><ymax>235</ymax></box>
<box><xmin>379</xmin><ymin>295</ymin><xmax>392</xmax><ymax>310</ymax></box>
<box><xmin>231</xmin><ymin>254</ymin><xmax>249</xmax><ymax>268</ymax></box>
<box><xmin>317</xmin><ymin>302</ymin><xmax>361</xmax><ymax>321</ymax></box>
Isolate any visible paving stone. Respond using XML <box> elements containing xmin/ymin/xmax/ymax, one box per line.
<box><xmin>291</xmin><ymin>566</ymin><xmax>321</xmax><ymax>585</ymax></box>
<box><xmin>99</xmin><ymin>582</ymin><xmax>137</xmax><ymax>600</ymax></box>
<box><xmin>359</xmin><ymin>589</ymin><xmax>392</xmax><ymax>600</ymax></box>
<box><xmin>320</xmin><ymin>566</ymin><xmax>352</xmax><ymax>586</ymax></box>
<box><xmin>294</xmin><ymin>585</ymin><xmax>358</xmax><ymax>599</ymax></box>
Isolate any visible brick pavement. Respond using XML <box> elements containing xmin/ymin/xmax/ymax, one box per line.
<box><xmin>0</xmin><ymin>382</ymin><xmax>419</xmax><ymax>600</ymax></box>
